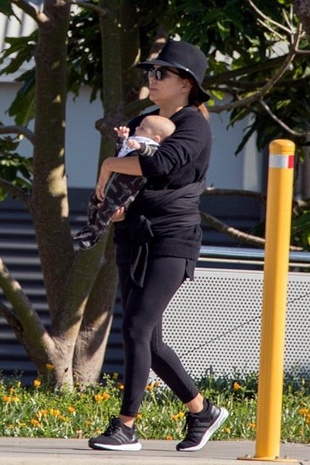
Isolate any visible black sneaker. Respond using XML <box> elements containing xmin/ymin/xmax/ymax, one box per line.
<box><xmin>88</xmin><ymin>417</ymin><xmax>142</xmax><ymax>451</ymax></box>
<box><xmin>176</xmin><ymin>405</ymin><xmax>228</xmax><ymax>452</ymax></box>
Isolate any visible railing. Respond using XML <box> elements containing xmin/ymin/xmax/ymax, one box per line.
<box><xmin>161</xmin><ymin>247</ymin><xmax>310</xmax><ymax>381</ymax></box>
<box><xmin>198</xmin><ymin>246</ymin><xmax>310</xmax><ymax>269</ymax></box>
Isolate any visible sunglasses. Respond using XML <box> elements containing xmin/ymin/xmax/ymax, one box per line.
<box><xmin>147</xmin><ymin>67</ymin><xmax>181</xmax><ymax>81</ymax></box>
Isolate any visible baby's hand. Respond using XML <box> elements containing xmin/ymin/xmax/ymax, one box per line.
<box><xmin>126</xmin><ymin>138</ymin><xmax>141</xmax><ymax>150</ymax></box>
<box><xmin>114</xmin><ymin>126</ymin><xmax>130</xmax><ymax>139</ymax></box>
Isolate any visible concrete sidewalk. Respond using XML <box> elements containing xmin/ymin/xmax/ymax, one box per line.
<box><xmin>0</xmin><ymin>438</ymin><xmax>308</xmax><ymax>465</ymax></box>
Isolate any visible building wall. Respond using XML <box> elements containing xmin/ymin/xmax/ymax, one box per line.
<box><xmin>0</xmin><ymin>3</ymin><xmax>263</xmax><ymax>193</ymax></box>
<box><xmin>1</xmin><ymin>81</ymin><xmax>262</xmax><ymax>192</ymax></box>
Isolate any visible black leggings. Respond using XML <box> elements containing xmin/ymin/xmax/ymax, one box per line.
<box><xmin>117</xmin><ymin>252</ymin><xmax>199</xmax><ymax>417</ymax></box>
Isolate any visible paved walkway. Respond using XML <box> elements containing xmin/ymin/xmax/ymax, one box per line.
<box><xmin>0</xmin><ymin>438</ymin><xmax>308</xmax><ymax>465</ymax></box>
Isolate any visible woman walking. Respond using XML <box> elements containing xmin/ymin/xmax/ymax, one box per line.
<box><xmin>89</xmin><ymin>39</ymin><xmax>228</xmax><ymax>452</ymax></box>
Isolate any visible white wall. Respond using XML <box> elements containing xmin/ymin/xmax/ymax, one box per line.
<box><xmin>0</xmin><ymin>82</ymin><xmax>262</xmax><ymax>191</ymax></box>
<box><xmin>208</xmin><ymin>110</ymin><xmax>262</xmax><ymax>192</ymax></box>
<box><xmin>65</xmin><ymin>91</ymin><xmax>103</xmax><ymax>188</ymax></box>
<box><xmin>0</xmin><ymin>82</ymin><xmax>102</xmax><ymax>188</ymax></box>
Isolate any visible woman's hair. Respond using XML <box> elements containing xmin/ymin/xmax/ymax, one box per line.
<box><xmin>178</xmin><ymin>71</ymin><xmax>209</xmax><ymax>120</ymax></box>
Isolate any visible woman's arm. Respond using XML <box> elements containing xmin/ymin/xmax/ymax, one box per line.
<box><xmin>96</xmin><ymin>156</ymin><xmax>143</xmax><ymax>201</ymax></box>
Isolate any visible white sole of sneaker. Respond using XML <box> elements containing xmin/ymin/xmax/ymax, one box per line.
<box><xmin>179</xmin><ymin>407</ymin><xmax>229</xmax><ymax>452</ymax></box>
<box><xmin>91</xmin><ymin>442</ymin><xmax>142</xmax><ymax>451</ymax></box>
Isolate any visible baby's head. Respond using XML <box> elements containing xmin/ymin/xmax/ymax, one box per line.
<box><xmin>134</xmin><ymin>115</ymin><xmax>175</xmax><ymax>143</ymax></box>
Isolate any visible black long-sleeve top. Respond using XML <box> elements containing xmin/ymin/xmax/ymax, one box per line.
<box><xmin>114</xmin><ymin>105</ymin><xmax>212</xmax><ymax>270</ymax></box>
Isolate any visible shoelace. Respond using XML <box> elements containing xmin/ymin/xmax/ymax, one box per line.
<box><xmin>105</xmin><ymin>416</ymin><xmax>119</xmax><ymax>436</ymax></box>
<box><xmin>182</xmin><ymin>413</ymin><xmax>199</xmax><ymax>436</ymax></box>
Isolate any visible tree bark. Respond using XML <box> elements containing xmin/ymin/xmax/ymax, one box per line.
<box><xmin>294</xmin><ymin>0</ymin><xmax>310</xmax><ymax>38</ymax></box>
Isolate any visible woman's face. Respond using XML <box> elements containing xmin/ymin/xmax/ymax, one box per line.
<box><xmin>147</xmin><ymin>66</ymin><xmax>191</xmax><ymax>106</ymax></box>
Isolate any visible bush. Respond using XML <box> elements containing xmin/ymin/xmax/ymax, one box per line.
<box><xmin>0</xmin><ymin>370</ymin><xmax>309</xmax><ymax>443</ymax></box>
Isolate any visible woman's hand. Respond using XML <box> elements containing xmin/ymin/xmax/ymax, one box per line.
<box><xmin>111</xmin><ymin>207</ymin><xmax>126</xmax><ymax>222</ymax></box>
<box><xmin>95</xmin><ymin>155</ymin><xmax>143</xmax><ymax>201</ymax></box>
<box><xmin>96</xmin><ymin>159</ymin><xmax>113</xmax><ymax>201</ymax></box>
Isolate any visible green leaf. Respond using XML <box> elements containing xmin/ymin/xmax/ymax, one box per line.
<box><xmin>0</xmin><ymin>0</ymin><xmax>17</xmax><ymax>17</ymax></box>
<box><xmin>8</xmin><ymin>71</ymin><xmax>36</xmax><ymax>126</ymax></box>
<box><xmin>211</xmin><ymin>89</ymin><xmax>225</xmax><ymax>101</ymax></box>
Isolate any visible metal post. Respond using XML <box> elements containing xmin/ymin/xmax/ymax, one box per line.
<box><xmin>255</xmin><ymin>140</ymin><xmax>295</xmax><ymax>460</ymax></box>
<box><xmin>239</xmin><ymin>139</ymin><xmax>296</xmax><ymax>462</ymax></box>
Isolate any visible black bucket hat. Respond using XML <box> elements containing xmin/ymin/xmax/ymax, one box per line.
<box><xmin>137</xmin><ymin>40</ymin><xmax>210</xmax><ymax>102</ymax></box>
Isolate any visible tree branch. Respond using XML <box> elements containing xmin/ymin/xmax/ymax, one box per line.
<box><xmin>0</xmin><ymin>258</ymin><xmax>54</xmax><ymax>352</ymax></box>
<box><xmin>247</xmin><ymin>0</ymin><xmax>294</xmax><ymax>34</ymax></box>
<box><xmin>0</xmin><ymin>178</ymin><xmax>31</xmax><ymax>207</ymax></box>
<box><xmin>0</xmin><ymin>301</ymin><xmax>23</xmax><ymax>333</ymax></box>
<box><xmin>0</xmin><ymin>125</ymin><xmax>35</xmax><ymax>144</ymax></box>
<box><xmin>200</xmin><ymin>211</ymin><xmax>303</xmax><ymax>251</ymax></box>
<box><xmin>259</xmin><ymin>100</ymin><xmax>310</xmax><ymax>137</ymax></box>
<box><xmin>210</xmin><ymin>24</ymin><xmax>302</xmax><ymax>114</ymax></box>
<box><xmin>11</xmin><ymin>0</ymin><xmax>49</xmax><ymax>24</ymax></box>
<box><xmin>204</xmin><ymin>187</ymin><xmax>265</xmax><ymax>203</ymax></box>
<box><xmin>63</xmin><ymin>0</ymin><xmax>109</xmax><ymax>17</ymax></box>
<box><xmin>257</xmin><ymin>18</ymin><xmax>288</xmax><ymax>41</ymax></box>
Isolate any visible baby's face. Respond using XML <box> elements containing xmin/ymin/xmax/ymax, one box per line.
<box><xmin>134</xmin><ymin>118</ymin><xmax>156</xmax><ymax>139</ymax></box>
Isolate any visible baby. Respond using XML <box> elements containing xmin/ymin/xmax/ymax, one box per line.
<box><xmin>73</xmin><ymin>114</ymin><xmax>176</xmax><ymax>250</ymax></box>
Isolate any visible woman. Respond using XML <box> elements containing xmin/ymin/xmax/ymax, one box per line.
<box><xmin>89</xmin><ymin>40</ymin><xmax>228</xmax><ymax>452</ymax></box>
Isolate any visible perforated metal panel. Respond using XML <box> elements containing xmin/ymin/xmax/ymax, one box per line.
<box><xmin>161</xmin><ymin>268</ymin><xmax>310</xmax><ymax>379</ymax></box>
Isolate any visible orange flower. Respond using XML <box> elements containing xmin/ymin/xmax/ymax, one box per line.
<box><xmin>33</xmin><ymin>379</ymin><xmax>41</xmax><ymax>388</ymax></box>
<box><xmin>249</xmin><ymin>422</ymin><xmax>256</xmax><ymax>429</ymax></box>
<box><xmin>49</xmin><ymin>408</ymin><xmax>60</xmax><ymax>417</ymax></box>
<box><xmin>94</xmin><ymin>392</ymin><xmax>111</xmax><ymax>402</ymax></box>
<box><xmin>166</xmin><ymin>435</ymin><xmax>173</xmax><ymax>440</ymax></box>
<box><xmin>30</xmin><ymin>419</ymin><xmax>41</xmax><ymax>427</ymax></box>
<box><xmin>3</xmin><ymin>396</ymin><xmax>12</xmax><ymax>403</ymax></box>
<box><xmin>298</xmin><ymin>408</ymin><xmax>309</xmax><ymax>416</ymax></box>
<box><xmin>67</xmin><ymin>406</ymin><xmax>75</xmax><ymax>414</ymax></box>
<box><xmin>46</xmin><ymin>363</ymin><xmax>55</xmax><ymax>371</ymax></box>
<box><xmin>233</xmin><ymin>382</ymin><xmax>242</xmax><ymax>390</ymax></box>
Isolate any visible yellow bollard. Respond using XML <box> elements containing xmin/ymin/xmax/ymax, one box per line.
<box><xmin>240</xmin><ymin>139</ymin><xmax>296</xmax><ymax>462</ymax></box>
<box><xmin>256</xmin><ymin>140</ymin><xmax>295</xmax><ymax>460</ymax></box>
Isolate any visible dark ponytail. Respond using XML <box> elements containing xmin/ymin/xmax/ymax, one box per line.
<box><xmin>177</xmin><ymin>70</ymin><xmax>209</xmax><ymax>120</ymax></box>
<box><xmin>184</xmin><ymin>75</ymin><xmax>209</xmax><ymax>120</ymax></box>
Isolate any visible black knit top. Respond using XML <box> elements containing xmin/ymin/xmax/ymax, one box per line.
<box><xmin>113</xmin><ymin>105</ymin><xmax>212</xmax><ymax>276</ymax></box>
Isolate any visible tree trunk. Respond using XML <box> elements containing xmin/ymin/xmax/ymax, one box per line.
<box><xmin>70</xmin><ymin>0</ymin><xmax>142</xmax><ymax>385</ymax></box>
<box><xmin>294</xmin><ymin>0</ymin><xmax>310</xmax><ymax>38</ymax></box>
<box><xmin>31</xmin><ymin>0</ymin><xmax>74</xmax><ymax>318</ymax></box>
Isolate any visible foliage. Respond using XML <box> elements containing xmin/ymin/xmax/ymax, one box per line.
<box><xmin>0</xmin><ymin>371</ymin><xmax>309</xmax><ymax>442</ymax></box>
<box><xmin>0</xmin><ymin>131</ymin><xmax>33</xmax><ymax>200</ymax></box>
<box><xmin>66</xmin><ymin>10</ymin><xmax>103</xmax><ymax>102</ymax></box>
<box><xmin>1</xmin><ymin>1</ymin><xmax>310</xmax><ymax>154</ymax></box>
<box><xmin>162</xmin><ymin>0</ymin><xmax>310</xmax><ymax>155</ymax></box>
<box><xmin>0</xmin><ymin>0</ymin><xmax>309</xmax><ymax>389</ymax></box>
<box><xmin>291</xmin><ymin>209</ymin><xmax>310</xmax><ymax>249</ymax></box>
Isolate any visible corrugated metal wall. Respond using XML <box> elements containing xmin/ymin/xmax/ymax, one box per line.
<box><xmin>0</xmin><ymin>188</ymin><xmax>263</xmax><ymax>385</ymax></box>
